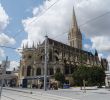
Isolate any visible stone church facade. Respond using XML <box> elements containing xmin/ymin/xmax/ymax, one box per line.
<box><xmin>19</xmin><ymin>7</ymin><xmax>108</xmax><ymax>88</ymax></box>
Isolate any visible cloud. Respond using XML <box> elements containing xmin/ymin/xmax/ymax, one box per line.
<box><xmin>76</xmin><ymin>0</ymin><xmax>110</xmax><ymax>53</ymax></box>
<box><xmin>0</xmin><ymin>4</ymin><xmax>9</xmax><ymax>31</ymax></box>
<box><xmin>0</xmin><ymin>4</ymin><xmax>16</xmax><ymax>58</ymax></box>
<box><xmin>22</xmin><ymin>0</ymin><xmax>110</xmax><ymax>67</ymax></box>
<box><xmin>22</xmin><ymin>0</ymin><xmax>110</xmax><ymax>49</ymax></box>
<box><xmin>0</xmin><ymin>48</ymin><xmax>5</xmax><ymax>57</ymax></box>
<box><xmin>91</xmin><ymin>36</ymin><xmax>110</xmax><ymax>52</ymax></box>
<box><xmin>22</xmin><ymin>0</ymin><xmax>74</xmax><ymax>46</ymax></box>
<box><xmin>8</xmin><ymin>61</ymin><xmax>19</xmax><ymax>71</ymax></box>
<box><xmin>84</xmin><ymin>44</ymin><xmax>92</xmax><ymax>50</ymax></box>
<box><xmin>0</xmin><ymin>33</ymin><xmax>16</xmax><ymax>45</ymax></box>
<box><xmin>0</xmin><ymin>4</ymin><xmax>15</xmax><ymax>45</ymax></box>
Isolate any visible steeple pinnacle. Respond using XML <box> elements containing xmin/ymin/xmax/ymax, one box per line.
<box><xmin>68</xmin><ymin>6</ymin><xmax>82</xmax><ymax>49</ymax></box>
<box><xmin>72</xmin><ymin>6</ymin><xmax>78</xmax><ymax>29</ymax></box>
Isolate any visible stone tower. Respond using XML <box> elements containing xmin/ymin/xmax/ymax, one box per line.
<box><xmin>68</xmin><ymin>7</ymin><xmax>82</xmax><ymax>49</ymax></box>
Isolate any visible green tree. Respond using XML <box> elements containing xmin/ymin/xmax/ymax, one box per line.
<box><xmin>54</xmin><ymin>72</ymin><xmax>65</xmax><ymax>88</ymax></box>
<box><xmin>90</xmin><ymin>67</ymin><xmax>105</xmax><ymax>87</ymax></box>
<box><xmin>73</xmin><ymin>66</ymin><xmax>105</xmax><ymax>88</ymax></box>
<box><xmin>73</xmin><ymin>66</ymin><xmax>89</xmax><ymax>89</ymax></box>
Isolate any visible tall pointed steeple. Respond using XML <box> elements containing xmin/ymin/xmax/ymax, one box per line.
<box><xmin>68</xmin><ymin>6</ymin><xmax>82</xmax><ymax>49</ymax></box>
<box><xmin>72</xmin><ymin>6</ymin><xmax>78</xmax><ymax>29</ymax></box>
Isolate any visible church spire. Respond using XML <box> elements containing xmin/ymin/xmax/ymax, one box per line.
<box><xmin>68</xmin><ymin>6</ymin><xmax>82</xmax><ymax>49</ymax></box>
<box><xmin>72</xmin><ymin>6</ymin><xmax>78</xmax><ymax>29</ymax></box>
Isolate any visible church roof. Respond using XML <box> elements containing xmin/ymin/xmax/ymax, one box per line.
<box><xmin>47</xmin><ymin>37</ymin><xmax>93</xmax><ymax>56</ymax></box>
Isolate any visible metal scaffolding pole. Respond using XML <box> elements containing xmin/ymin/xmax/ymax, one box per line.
<box><xmin>44</xmin><ymin>35</ymin><xmax>48</xmax><ymax>91</ymax></box>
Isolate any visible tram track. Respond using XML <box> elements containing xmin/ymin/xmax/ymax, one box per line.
<box><xmin>2</xmin><ymin>95</ymin><xmax>15</xmax><ymax>100</ymax></box>
<box><xmin>2</xmin><ymin>90</ymin><xmax>60</xmax><ymax>100</ymax></box>
<box><xmin>2</xmin><ymin>88</ymin><xmax>76</xmax><ymax>100</ymax></box>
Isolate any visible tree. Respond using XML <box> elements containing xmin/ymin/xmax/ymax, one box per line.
<box><xmin>54</xmin><ymin>72</ymin><xmax>65</xmax><ymax>88</ymax></box>
<box><xmin>73</xmin><ymin>66</ymin><xmax>89</xmax><ymax>89</ymax></box>
<box><xmin>90</xmin><ymin>67</ymin><xmax>105</xmax><ymax>87</ymax></box>
<box><xmin>73</xmin><ymin>66</ymin><xmax>105</xmax><ymax>88</ymax></box>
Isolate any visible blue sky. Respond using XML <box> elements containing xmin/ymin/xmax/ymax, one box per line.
<box><xmin>0</xmin><ymin>0</ymin><xmax>43</xmax><ymax>61</ymax></box>
<box><xmin>0</xmin><ymin>0</ymin><xmax>110</xmax><ymax>69</ymax></box>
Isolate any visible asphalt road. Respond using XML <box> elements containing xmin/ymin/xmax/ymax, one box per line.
<box><xmin>1</xmin><ymin>88</ymin><xmax>75</xmax><ymax>100</ymax></box>
<box><xmin>1</xmin><ymin>87</ymin><xmax>110</xmax><ymax>100</ymax></box>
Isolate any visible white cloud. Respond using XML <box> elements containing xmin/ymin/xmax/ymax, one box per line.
<box><xmin>8</xmin><ymin>61</ymin><xmax>19</xmax><ymax>71</ymax></box>
<box><xmin>22</xmin><ymin>0</ymin><xmax>110</xmax><ymax>66</ymax></box>
<box><xmin>0</xmin><ymin>4</ymin><xmax>16</xmax><ymax>58</ymax></box>
<box><xmin>0</xmin><ymin>33</ymin><xmax>16</xmax><ymax>45</ymax></box>
<box><xmin>76</xmin><ymin>0</ymin><xmax>110</xmax><ymax>53</ymax></box>
<box><xmin>0</xmin><ymin>4</ymin><xmax>9</xmax><ymax>31</ymax></box>
<box><xmin>0</xmin><ymin>4</ymin><xmax>15</xmax><ymax>46</ymax></box>
<box><xmin>22</xmin><ymin>0</ymin><xmax>74</xmax><ymax>46</ymax></box>
<box><xmin>0</xmin><ymin>48</ymin><xmax>5</xmax><ymax>57</ymax></box>
<box><xmin>98</xmin><ymin>53</ymin><xmax>104</xmax><ymax>60</ymax></box>
<box><xmin>91</xmin><ymin>36</ymin><xmax>110</xmax><ymax>52</ymax></box>
<box><xmin>84</xmin><ymin>44</ymin><xmax>92</xmax><ymax>50</ymax></box>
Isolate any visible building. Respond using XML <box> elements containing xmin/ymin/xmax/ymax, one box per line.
<box><xmin>0</xmin><ymin>67</ymin><xmax>19</xmax><ymax>87</ymax></box>
<box><xmin>105</xmin><ymin>71</ymin><xmax>110</xmax><ymax>87</ymax></box>
<box><xmin>19</xmin><ymin>7</ymin><xmax>108</xmax><ymax>88</ymax></box>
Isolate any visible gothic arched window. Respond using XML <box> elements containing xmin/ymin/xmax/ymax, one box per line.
<box><xmin>56</xmin><ymin>68</ymin><xmax>61</xmax><ymax>73</ymax></box>
<box><xmin>27</xmin><ymin>66</ymin><xmax>31</xmax><ymax>76</ymax></box>
<box><xmin>49</xmin><ymin>68</ymin><xmax>54</xmax><ymax>75</ymax></box>
<box><xmin>36</xmin><ymin>68</ymin><xmax>41</xmax><ymax>75</ymax></box>
<box><xmin>64</xmin><ymin>65</ymin><xmax>70</xmax><ymax>75</ymax></box>
<box><xmin>22</xmin><ymin>66</ymin><xmax>24</xmax><ymax>76</ymax></box>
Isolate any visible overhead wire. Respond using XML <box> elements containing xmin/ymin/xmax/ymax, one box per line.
<box><xmin>79</xmin><ymin>11</ymin><xmax>110</xmax><ymax>27</ymax></box>
<box><xmin>11</xmin><ymin>0</ymin><xmax>60</xmax><ymax>39</ymax></box>
<box><xmin>1</xmin><ymin>0</ymin><xmax>110</xmax><ymax>50</ymax></box>
<box><xmin>0</xmin><ymin>0</ymin><xmax>60</xmax><ymax>56</ymax></box>
<box><xmin>52</xmin><ymin>10</ymin><xmax>110</xmax><ymax>40</ymax></box>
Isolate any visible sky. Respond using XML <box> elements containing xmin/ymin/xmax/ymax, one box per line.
<box><xmin>0</xmin><ymin>0</ymin><xmax>110</xmax><ymax>70</ymax></box>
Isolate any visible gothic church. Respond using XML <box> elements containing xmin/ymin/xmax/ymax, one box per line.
<box><xmin>19</xmin><ymin>7</ymin><xmax>108</xmax><ymax>88</ymax></box>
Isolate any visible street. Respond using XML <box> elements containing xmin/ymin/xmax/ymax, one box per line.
<box><xmin>1</xmin><ymin>88</ymin><xmax>76</xmax><ymax>100</ymax></box>
<box><xmin>1</xmin><ymin>87</ymin><xmax>110</xmax><ymax>100</ymax></box>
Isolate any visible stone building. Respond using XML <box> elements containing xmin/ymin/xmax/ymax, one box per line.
<box><xmin>19</xmin><ymin>7</ymin><xmax>108</xmax><ymax>88</ymax></box>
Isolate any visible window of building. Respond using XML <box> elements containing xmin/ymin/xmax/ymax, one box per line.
<box><xmin>70</xmin><ymin>42</ymin><xmax>72</xmax><ymax>46</ymax></box>
<box><xmin>36</xmin><ymin>68</ymin><xmax>41</xmax><ymax>75</ymax></box>
<box><xmin>56</xmin><ymin>68</ymin><xmax>60</xmax><ymax>73</ymax></box>
<box><xmin>28</xmin><ymin>55</ymin><xmax>32</xmax><ymax>59</ymax></box>
<box><xmin>55</xmin><ymin>56</ymin><xmax>59</xmax><ymax>61</ymax></box>
<box><xmin>32</xmin><ymin>68</ymin><xmax>34</xmax><ymax>76</ymax></box>
<box><xmin>27</xmin><ymin>66</ymin><xmax>31</xmax><ymax>76</ymax></box>
<box><xmin>22</xmin><ymin>66</ymin><xmax>24</xmax><ymax>76</ymax></box>
<box><xmin>64</xmin><ymin>65</ymin><xmax>70</xmax><ymax>75</ymax></box>
<box><xmin>49</xmin><ymin>68</ymin><xmax>54</xmax><ymax>75</ymax></box>
<box><xmin>70</xmin><ymin>66</ymin><xmax>74</xmax><ymax>74</ymax></box>
<box><xmin>49</xmin><ymin>49</ymin><xmax>53</xmax><ymax>61</ymax></box>
<box><xmin>73</xmin><ymin>41</ymin><xmax>74</xmax><ymax>46</ymax></box>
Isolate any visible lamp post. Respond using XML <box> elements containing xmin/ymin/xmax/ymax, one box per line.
<box><xmin>0</xmin><ymin>56</ymin><xmax>8</xmax><ymax>100</ymax></box>
<box><xmin>44</xmin><ymin>35</ymin><xmax>48</xmax><ymax>91</ymax></box>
